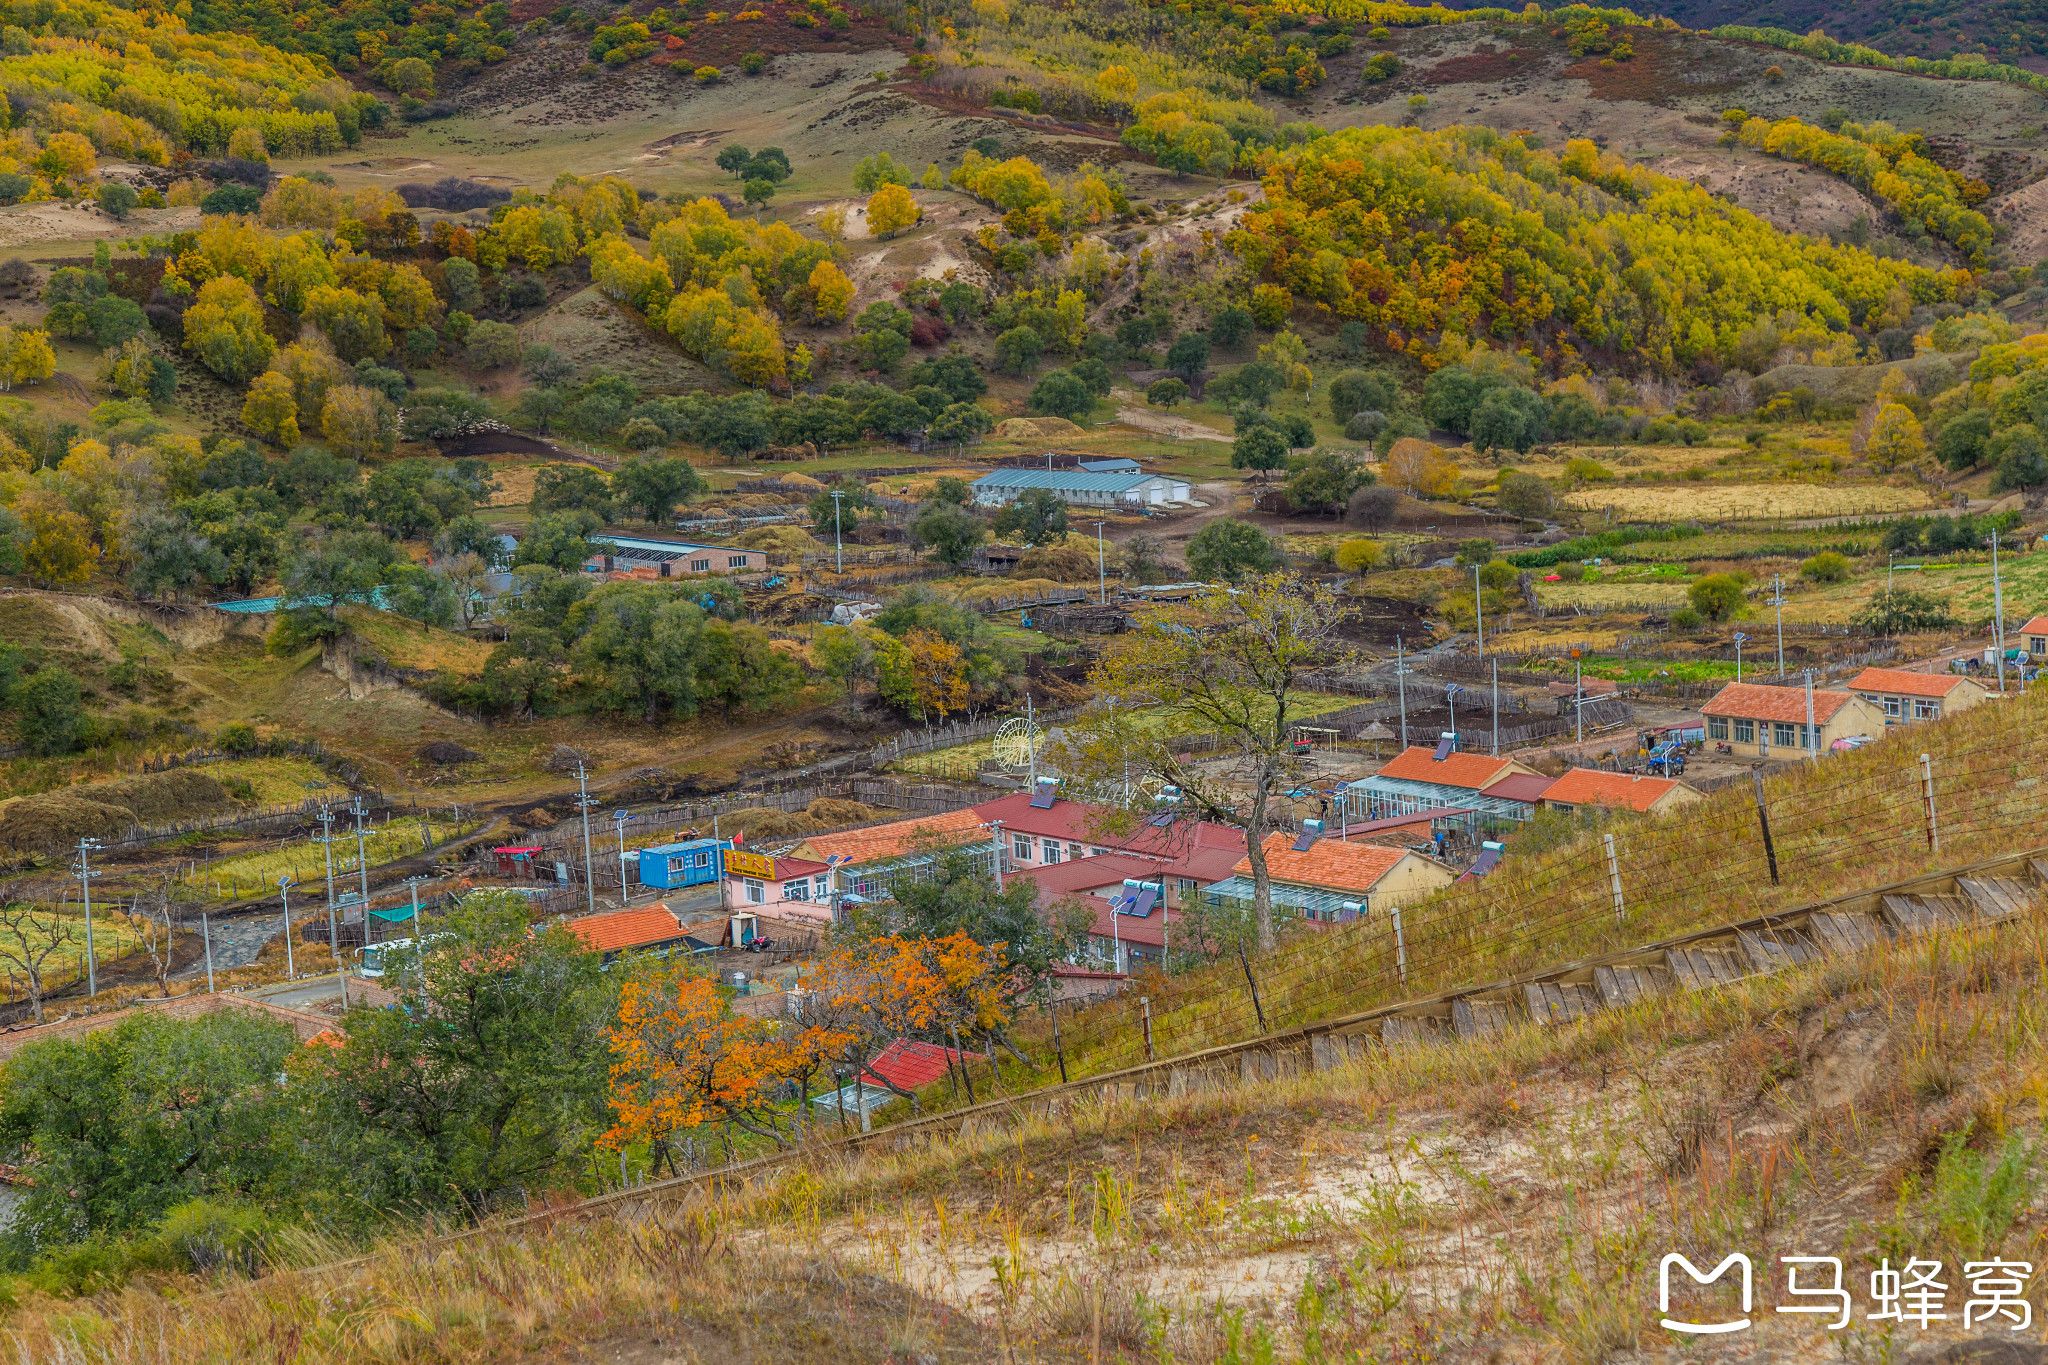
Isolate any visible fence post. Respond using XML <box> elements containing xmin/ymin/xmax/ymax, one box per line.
<box><xmin>1920</xmin><ymin>753</ymin><xmax>1939</xmax><ymax>854</ymax></box>
<box><xmin>1236</xmin><ymin>940</ymin><xmax>1267</xmax><ymax>1032</ymax></box>
<box><xmin>1750</xmin><ymin>766</ymin><xmax>1780</xmax><ymax>885</ymax></box>
<box><xmin>1139</xmin><ymin>995</ymin><xmax>1154</xmax><ymax>1062</ymax></box>
<box><xmin>1602</xmin><ymin>833</ymin><xmax>1625</xmax><ymax>924</ymax></box>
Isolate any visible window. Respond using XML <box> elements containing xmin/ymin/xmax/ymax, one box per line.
<box><xmin>1090</xmin><ymin>847</ymin><xmax>1107</xmax><ymax>858</ymax></box>
<box><xmin>1178</xmin><ymin>877</ymin><xmax>1198</xmax><ymax>899</ymax></box>
<box><xmin>786</xmin><ymin>880</ymin><xmax>808</xmax><ymax>901</ymax></box>
<box><xmin>691</xmin><ymin>851</ymin><xmax>710</xmax><ymax>868</ymax></box>
<box><xmin>1879</xmin><ymin>694</ymin><xmax>1902</xmax><ymax>718</ymax></box>
<box><xmin>1707</xmin><ymin>717</ymin><xmax>1728</xmax><ymax>740</ymax></box>
<box><xmin>1773</xmin><ymin>721</ymin><xmax>1796</xmax><ymax>746</ymax></box>
<box><xmin>690</xmin><ymin>558</ymin><xmax>710</xmax><ymax>572</ymax></box>
<box><xmin>1043</xmin><ymin>841</ymin><xmax>1061</xmax><ymax>864</ymax></box>
<box><xmin>729</xmin><ymin>555</ymin><xmax>748</xmax><ymax>568</ymax></box>
<box><xmin>1734</xmin><ymin>719</ymin><xmax>1755</xmax><ymax>743</ymax></box>
<box><xmin>1012</xmin><ymin>833</ymin><xmax>1031</xmax><ymax>860</ymax></box>
<box><xmin>744</xmin><ymin>878</ymin><xmax>765</xmax><ymax>904</ymax></box>
<box><xmin>2033</xmin><ymin>637</ymin><xmax>2045</xmax><ymax>656</ymax></box>
<box><xmin>1069</xmin><ymin>842</ymin><xmax>1084</xmax><ymax>861</ymax></box>
<box><xmin>1913</xmin><ymin>698</ymin><xmax>1940</xmax><ymax>720</ymax></box>
<box><xmin>814</xmin><ymin>875</ymin><xmax>831</xmax><ymax>897</ymax></box>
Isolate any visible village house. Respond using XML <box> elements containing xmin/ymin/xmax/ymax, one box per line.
<box><xmin>790</xmin><ymin>808</ymin><xmax>998</xmax><ymax>914</ymax></box>
<box><xmin>2023</xmin><ymin>615</ymin><xmax>2048</xmax><ymax>661</ymax></box>
<box><xmin>719</xmin><ymin>846</ymin><xmax>835</xmax><ymax>923</ymax></box>
<box><xmin>971</xmin><ymin>787</ymin><xmax>1246</xmax><ymax>910</ymax></box>
<box><xmin>563</xmin><ymin>905</ymin><xmax>700</xmax><ymax>963</ymax></box>
<box><xmin>1201</xmin><ymin>831</ymin><xmax>1457</xmax><ymax>926</ymax></box>
<box><xmin>1701</xmin><ymin>681</ymin><xmax>1887</xmax><ymax>758</ymax></box>
<box><xmin>970</xmin><ymin>468</ymin><xmax>1192</xmax><ymax>508</ymax></box>
<box><xmin>1342</xmin><ymin>743</ymin><xmax>1551</xmax><ymax>828</ymax></box>
<box><xmin>1847</xmin><ymin>667</ymin><xmax>1990</xmax><ymax>724</ymax></box>
<box><xmin>1537</xmin><ymin>768</ymin><xmax>1704</xmax><ymax>816</ymax></box>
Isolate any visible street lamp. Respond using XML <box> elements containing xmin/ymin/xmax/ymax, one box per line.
<box><xmin>1768</xmin><ymin>574</ymin><xmax>1787</xmax><ymax>675</ymax></box>
<box><xmin>613</xmin><ymin>809</ymin><xmax>633</xmax><ymax>899</ymax></box>
<box><xmin>1472</xmin><ymin>564</ymin><xmax>1483</xmax><ymax>657</ymax></box>
<box><xmin>1094</xmin><ymin>520</ymin><xmax>1108</xmax><ymax>605</ymax></box>
<box><xmin>1732</xmin><ymin>632</ymin><xmax>1751</xmax><ymax>684</ymax></box>
<box><xmin>1988</xmin><ymin>530</ymin><xmax>2008</xmax><ymax>691</ymax></box>
<box><xmin>278</xmin><ymin>877</ymin><xmax>297</xmax><ymax>980</ymax></box>
<box><xmin>572</xmin><ymin>763</ymin><xmax>598</xmax><ymax>915</ymax></box>
<box><xmin>829</xmin><ymin>489</ymin><xmax>846</xmax><ymax>574</ymax></box>
<box><xmin>1445</xmin><ymin>683</ymin><xmax>1463</xmax><ymax>744</ymax></box>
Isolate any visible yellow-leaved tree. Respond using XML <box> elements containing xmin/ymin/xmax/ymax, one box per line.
<box><xmin>241</xmin><ymin>372</ymin><xmax>300</xmax><ymax>447</ymax></box>
<box><xmin>0</xmin><ymin>325</ymin><xmax>55</xmax><ymax>390</ymax></box>
<box><xmin>1867</xmin><ymin>403</ymin><xmax>1926</xmax><ymax>471</ymax></box>
<box><xmin>182</xmin><ymin>276</ymin><xmax>276</xmax><ymax>383</ymax></box>
<box><xmin>321</xmin><ymin>385</ymin><xmax>395</xmax><ymax>462</ymax></box>
<box><xmin>865</xmin><ymin>183</ymin><xmax>921</xmax><ymax>239</ymax></box>
<box><xmin>807</xmin><ymin>259</ymin><xmax>854</xmax><ymax>323</ymax></box>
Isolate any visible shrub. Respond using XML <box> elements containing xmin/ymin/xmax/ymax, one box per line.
<box><xmin>1800</xmin><ymin>551</ymin><xmax>1850</xmax><ymax>583</ymax></box>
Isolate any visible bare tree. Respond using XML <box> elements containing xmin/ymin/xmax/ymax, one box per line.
<box><xmin>0</xmin><ymin>893</ymin><xmax>81</xmax><ymax>1024</ymax></box>
<box><xmin>132</xmin><ymin>875</ymin><xmax>188</xmax><ymax>998</ymax></box>
<box><xmin>1058</xmin><ymin>574</ymin><xmax>1355</xmax><ymax>951</ymax></box>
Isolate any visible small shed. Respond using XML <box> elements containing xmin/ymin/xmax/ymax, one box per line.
<box><xmin>492</xmin><ymin>846</ymin><xmax>542</xmax><ymax>878</ymax></box>
<box><xmin>637</xmin><ymin>838</ymin><xmax>731</xmax><ymax>890</ymax></box>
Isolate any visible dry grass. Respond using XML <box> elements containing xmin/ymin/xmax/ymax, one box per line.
<box><xmin>178</xmin><ymin>815</ymin><xmax>475</xmax><ymax>903</ymax></box>
<box><xmin>1564</xmin><ymin>480</ymin><xmax>1935</xmax><ymax>521</ymax></box>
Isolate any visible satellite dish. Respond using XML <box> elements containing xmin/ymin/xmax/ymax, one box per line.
<box><xmin>991</xmin><ymin>716</ymin><xmax>1039</xmax><ymax>774</ymax></box>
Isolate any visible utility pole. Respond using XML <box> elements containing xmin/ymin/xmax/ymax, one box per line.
<box><xmin>200</xmin><ymin>910</ymin><xmax>215</xmax><ymax>993</ymax></box>
<box><xmin>1770</xmin><ymin>574</ymin><xmax>1786</xmax><ymax>676</ymax></box>
<box><xmin>1095</xmin><ymin>520</ymin><xmax>1108</xmax><ymax>604</ymax></box>
<box><xmin>829</xmin><ymin>489</ymin><xmax>845</xmax><ymax>574</ymax></box>
<box><xmin>1491</xmin><ymin>659</ymin><xmax>1499</xmax><ymax>758</ymax></box>
<box><xmin>573</xmin><ymin>763</ymin><xmax>597</xmax><ymax>916</ymax></box>
<box><xmin>313</xmin><ymin>802</ymin><xmax>344</xmax><ymax>1004</ymax></box>
<box><xmin>349</xmin><ymin>799</ymin><xmax>370</xmax><ymax>903</ymax></box>
<box><xmin>1990</xmin><ymin>529</ymin><xmax>2007</xmax><ymax>692</ymax></box>
<box><xmin>1575</xmin><ymin>654</ymin><xmax>1584</xmax><ymax>743</ymax></box>
<box><xmin>1472</xmin><ymin>564</ymin><xmax>1483</xmax><ymax>657</ymax></box>
<box><xmin>1804</xmin><ymin>670</ymin><xmax>1817</xmax><ymax>759</ymax></box>
<box><xmin>1025</xmin><ymin>692</ymin><xmax>1036</xmax><ymax>788</ymax></box>
<box><xmin>279</xmin><ymin>878</ymin><xmax>296</xmax><ymax>979</ymax></box>
<box><xmin>614</xmin><ymin>809</ymin><xmax>633</xmax><ymax>900</ymax></box>
<box><xmin>989</xmin><ymin>819</ymin><xmax>1005</xmax><ymax>891</ymax></box>
<box><xmin>1395</xmin><ymin>635</ymin><xmax>1408</xmax><ymax>748</ymax></box>
<box><xmin>73</xmin><ymin>838</ymin><xmax>100</xmax><ymax>998</ymax></box>
<box><xmin>404</xmin><ymin>875</ymin><xmax>428</xmax><ymax>939</ymax></box>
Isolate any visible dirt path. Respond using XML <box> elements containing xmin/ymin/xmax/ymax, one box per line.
<box><xmin>1108</xmin><ymin>388</ymin><xmax>1231</xmax><ymax>442</ymax></box>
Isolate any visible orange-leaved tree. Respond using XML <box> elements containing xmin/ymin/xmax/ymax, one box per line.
<box><xmin>605</xmin><ymin>961</ymin><xmax>800</xmax><ymax>1159</ymax></box>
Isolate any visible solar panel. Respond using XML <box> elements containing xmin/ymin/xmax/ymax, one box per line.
<box><xmin>1432</xmin><ymin>735</ymin><xmax>1455</xmax><ymax>760</ymax></box>
<box><xmin>1468</xmin><ymin>848</ymin><xmax>1502</xmax><ymax>876</ymax></box>
<box><xmin>1146</xmin><ymin>811</ymin><xmax>1176</xmax><ymax>828</ymax></box>
<box><xmin>1127</xmin><ymin>886</ymin><xmax>1158</xmax><ymax>917</ymax></box>
<box><xmin>1029</xmin><ymin>786</ymin><xmax>1057</xmax><ymax>810</ymax></box>
<box><xmin>1290</xmin><ymin>828</ymin><xmax>1318</xmax><ymax>852</ymax></box>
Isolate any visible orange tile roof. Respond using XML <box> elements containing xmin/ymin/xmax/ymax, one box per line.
<box><xmin>2018</xmin><ymin>615</ymin><xmax>2048</xmax><ymax>636</ymax></box>
<box><xmin>795</xmin><ymin>807</ymin><xmax>989</xmax><ymax>864</ymax></box>
<box><xmin>1700</xmin><ymin>681</ymin><xmax>1855</xmax><ymax>723</ymax></box>
<box><xmin>1848</xmin><ymin>667</ymin><xmax>1973</xmax><ymax>699</ymax></box>
<box><xmin>1233</xmin><ymin>832</ymin><xmax>1415</xmax><ymax>895</ymax></box>
<box><xmin>1540</xmin><ymin>768</ymin><xmax>1690</xmax><ymax>813</ymax></box>
<box><xmin>566</xmin><ymin>906</ymin><xmax>684</xmax><ymax>953</ymax></box>
<box><xmin>1373</xmin><ymin>746</ymin><xmax>1516</xmax><ymax>791</ymax></box>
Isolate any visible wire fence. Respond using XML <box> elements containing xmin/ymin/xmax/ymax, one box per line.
<box><xmin>986</xmin><ymin>681</ymin><xmax>2048</xmax><ymax>1097</ymax></box>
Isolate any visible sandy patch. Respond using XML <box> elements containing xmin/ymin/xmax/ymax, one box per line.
<box><xmin>0</xmin><ymin>201</ymin><xmax>199</xmax><ymax>249</ymax></box>
<box><xmin>1564</xmin><ymin>481</ymin><xmax>1938</xmax><ymax>521</ymax></box>
<box><xmin>1109</xmin><ymin>388</ymin><xmax>1231</xmax><ymax>442</ymax></box>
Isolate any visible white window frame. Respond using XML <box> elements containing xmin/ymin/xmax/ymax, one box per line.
<box><xmin>1044</xmin><ymin>841</ymin><xmax>1062</xmax><ymax>865</ymax></box>
<box><xmin>728</xmin><ymin>555</ymin><xmax>748</xmax><ymax>568</ymax></box>
<box><xmin>1012</xmin><ymin>833</ymin><xmax>1031</xmax><ymax>860</ymax></box>
<box><xmin>1913</xmin><ymin>698</ymin><xmax>1940</xmax><ymax>720</ymax></box>
<box><xmin>1734</xmin><ymin>719</ymin><xmax>1755</xmax><ymax>743</ymax></box>
<box><xmin>744</xmin><ymin>878</ymin><xmax>765</xmax><ymax>904</ymax></box>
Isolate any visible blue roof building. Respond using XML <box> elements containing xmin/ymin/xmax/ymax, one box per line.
<box><xmin>638</xmin><ymin>838</ymin><xmax>732</xmax><ymax>889</ymax></box>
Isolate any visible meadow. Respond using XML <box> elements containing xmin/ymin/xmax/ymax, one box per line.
<box><xmin>1563</xmin><ymin>480</ymin><xmax>1939</xmax><ymax>521</ymax></box>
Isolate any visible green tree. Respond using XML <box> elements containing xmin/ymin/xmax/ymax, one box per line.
<box><xmin>990</xmin><ymin>487</ymin><xmax>1068</xmax><ymax>547</ymax></box>
<box><xmin>993</xmin><ymin>326</ymin><xmax>1043</xmax><ymax>375</ymax></box>
<box><xmin>11</xmin><ymin>668</ymin><xmax>84</xmax><ymax>755</ymax></box>
<box><xmin>1852</xmin><ymin>588</ymin><xmax>1956</xmax><ymax>634</ymax></box>
<box><xmin>0</xmin><ymin>1010</ymin><xmax>295</xmax><ymax>1255</ymax></box>
<box><xmin>1029</xmin><ymin>369</ymin><xmax>1094</xmax><ymax>420</ymax></box>
<box><xmin>512</xmin><ymin>510</ymin><xmax>602</xmax><ymax>573</ymax></box>
<box><xmin>1186</xmin><ymin>518</ymin><xmax>1279</xmax><ymax>582</ymax></box>
<box><xmin>126</xmin><ymin>509</ymin><xmax>227</xmax><ymax>601</ymax></box>
<box><xmin>1934</xmin><ymin>409</ymin><xmax>1992</xmax><ymax>471</ymax></box>
<box><xmin>613</xmin><ymin>454</ymin><xmax>705</xmax><ymax>523</ymax></box>
<box><xmin>1209</xmin><ymin>306</ymin><xmax>1251</xmax><ymax>349</ymax></box>
<box><xmin>715</xmin><ymin>144</ymin><xmax>752</xmax><ymax>178</ymax></box>
<box><xmin>283</xmin><ymin>530</ymin><xmax>396</xmax><ymax>623</ymax></box>
<box><xmin>910</xmin><ymin>499</ymin><xmax>986</xmax><ymax>567</ymax></box>
<box><xmin>1146</xmin><ymin>377</ymin><xmax>1187</xmax><ymax>408</ymax></box>
<box><xmin>1421</xmin><ymin>366</ymin><xmax>1507</xmax><ymax>435</ymax></box>
<box><xmin>1166</xmin><ymin>331</ymin><xmax>1211</xmax><ymax>379</ymax></box>
<box><xmin>1687</xmin><ymin>572</ymin><xmax>1748</xmax><ymax>622</ymax></box>
<box><xmin>695</xmin><ymin>619</ymin><xmax>802</xmax><ymax>717</ymax></box>
<box><xmin>531</xmin><ymin>464</ymin><xmax>615</xmax><ymax>521</ymax></box>
<box><xmin>569</xmin><ymin>583</ymin><xmax>707</xmax><ymax>721</ymax></box>
<box><xmin>94</xmin><ymin>182</ymin><xmax>138</xmax><ymax>221</ymax></box>
<box><xmin>297</xmin><ymin>895</ymin><xmax>610</xmax><ymax>1222</ymax></box>
<box><xmin>1800</xmin><ymin>551</ymin><xmax>1850</xmax><ymax>583</ymax></box>
<box><xmin>1327</xmin><ymin>369</ymin><xmax>1398</xmax><ymax>424</ymax></box>
<box><xmin>1283</xmin><ymin>448</ymin><xmax>1372</xmax><ymax>514</ymax></box>
<box><xmin>383</xmin><ymin>562</ymin><xmax>457</xmax><ymax>628</ymax></box>
<box><xmin>1495</xmin><ymin>471</ymin><xmax>1556</xmax><ymax>519</ymax></box>
<box><xmin>1231</xmin><ymin>423</ymin><xmax>1288</xmax><ymax>474</ymax></box>
<box><xmin>1469</xmin><ymin>387</ymin><xmax>1548</xmax><ymax>455</ymax></box>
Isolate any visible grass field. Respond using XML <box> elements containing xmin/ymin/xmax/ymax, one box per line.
<box><xmin>0</xmin><ymin>909</ymin><xmax>143</xmax><ymax>1002</ymax></box>
<box><xmin>179</xmin><ymin>816</ymin><xmax>478</xmax><ymax>904</ymax></box>
<box><xmin>1565</xmin><ymin>481</ymin><xmax>1937</xmax><ymax>521</ymax></box>
<box><xmin>1532</xmin><ymin>578</ymin><xmax>1693</xmax><ymax>610</ymax></box>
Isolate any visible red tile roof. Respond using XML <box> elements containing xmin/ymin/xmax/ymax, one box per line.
<box><xmin>1233</xmin><ymin>832</ymin><xmax>1416</xmax><ymax>895</ymax></box>
<box><xmin>566</xmin><ymin>905</ymin><xmax>684</xmax><ymax>953</ymax></box>
<box><xmin>970</xmin><ymin>794</ymin><xmax>1246</xmax><ymax>881</ymax></box>
<box><xmin>1480</xmin><ymin>773</ymin><xmax>1554</xmax><ymax>804</ymax></box>
<box><xmin>794</xmin><ymin>808</ymin><xmax>988</xmax><ymax>864</ymax></box>
<box><xmin>770</xmin><ymin>856</ymin><xmax>832</xmax><ymax>881</ymax></box>
<box><xmin>1848</xmin><ymin>667</ymin><xmax>1974</xmax><ymax>699</ymax></box>
<box><xmin>1540</xmin><ymin>768</ymin><xmax>1692</xmax><ymax>813</ymax></box>
<box><xmin>1012</xmin><ymin>852</ymin><xmax>1164</xmax><ymax>905</ymax></box>
<box><xmin>1700</xmin><ymin>681</ymin><xmax>1855</xmax><ymax>723</ymax></box>
<box><xmin>861</xmin><ymin>1038</ymin><xmax>969</xmax><ymax>1091</ymax></box>
<box><xmin>2020</xmin><ymin>615</ymin><xmax>2048</xmax><ymax>636</ymax></box>
<box><xmin>1075</xmin><ymin>892</ymin><xmax>1173</xmax><ymax>948</ymax></box>
<box><xmin>1373</xmin><ymin>746</ymin><xmax>1522</xmax><ymax>791</ymax></box>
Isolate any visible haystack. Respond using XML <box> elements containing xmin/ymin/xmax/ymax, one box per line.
<box><xmin>994</xmin><ymin>417</ymin><xmax>1086</xmax><ymax>440</ymax></box>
